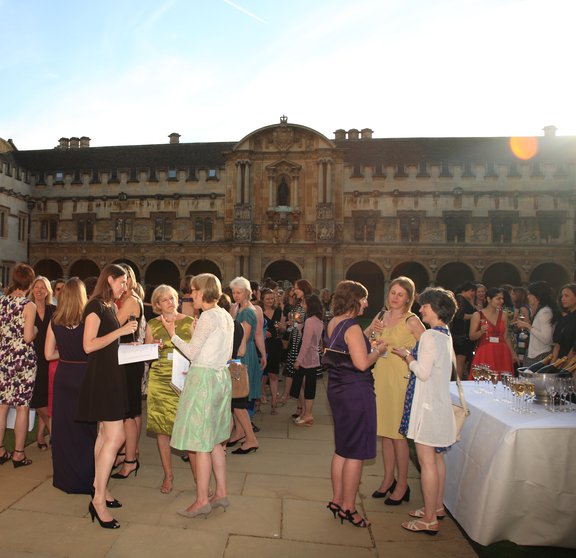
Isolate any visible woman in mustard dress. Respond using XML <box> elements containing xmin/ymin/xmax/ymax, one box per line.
<box><xmin>145</xmin><ymin>285</ymin><xmax>194</xmax><ymax>494</ymax></box>
<box><xmin>365</xmin><ymin>277</ymin><xmax>424</xmax><ymax>505</ymax></box>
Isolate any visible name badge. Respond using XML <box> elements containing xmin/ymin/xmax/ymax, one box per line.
<box><xmin>167</xmin><ymin>351</ymin><xmax>174</xmax><ymax>361</ymax></box>
<box><xmin>489</xmin><ymin>336</ymin><xmax>499</xmax><ymax>343</ymax></box>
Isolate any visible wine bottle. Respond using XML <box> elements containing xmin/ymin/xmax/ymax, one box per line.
<box><xmin>536</xmin><ymin>356</ymin><xmax>569</xmax><ymax>374</ymax></box>
<box><xmin>526</xmin><ymin>354</ymin><xmax>553</xmax><ymax>372</ymax></box>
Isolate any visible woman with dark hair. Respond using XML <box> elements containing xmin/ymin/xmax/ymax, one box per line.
<box><xmin>393</xmin><ymin>287</ymin><xmax>458</xmax><ymax>536</ymax></box>
<box><xmin>0</xmin><ymin>263</ymin><xmax>37</xmax><ymax>468</ymax></box>
<box><xmin>112</xmin><ymin>264</ymin><xmax>145</xmax><ymax>480</ymax></box>
<box><xmin>282</xmin><ymin>279</ymin><xmax>314</xmax><ymax>407</ymax></box>
<box><xmin>290</xmin><ymin>293</ymin><xmax>324</xmax><ymax>426</ymax></box>
<box><xmin>28</xmin><ymin>276</ymin><xmax>56</xmax><ymax>449</ymax></box>
<box><xmin>516</xmin><ymin>281</ymin><xmax>561</xmax><ymax>367</ymax></box>
<box><xmin>469</xmin><ymin>288</ymin><xmax>517</xmax><ymax>378</ymax></box>
<box><xmin>323</xmin><ymin>280</ymin><xmax>387</xmax><ymax>528</ymax></box>
<box><xmin>76</xmin><ymin>264</ymin><xmax>138</xmax><ymax>529</ymax></box>
<box><xmin>179</xmin><ymin>275</ymin><xmax>197</xmax><ymax>318</ymax></box>
<box><xmin>45</xmin><ymin>278</ymin><xmax>97</xmax><ymax>493</ymax></box>
<box><xmin>552</xmin><ymin>283</ymin><xmax>576</xmax><ymax>359</ymax></box>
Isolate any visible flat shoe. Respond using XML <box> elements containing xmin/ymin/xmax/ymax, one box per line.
<box><xmin>231</xmin><ymin>446</ymin><xmax>258</xmax><ymax>455</ymax></box>
<box><xmin>294</xmin><ymin>417</ymin><xmax>313</xmax><ymax>427</ymax></box>
<box><xmin>401</xmin><ymin>519</ymin><xmax>439</xmax><ymax>535</ymax></box>
<box><xmin>226</xmin><ymin>436</ymin><xmax>246</xmax><ymax>448</ymax></box>
<box><xmin>409</xmin><ymin>507</ymin><xmax>446</xmax><ymax>520</ymax></box>
<box><xmin>36</xmin><ymin>442</ymin><xmax>48</xmax><ymax>451</ymax></box>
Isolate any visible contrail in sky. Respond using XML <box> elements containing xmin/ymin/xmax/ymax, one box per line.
<box><xmin>223</xmin><ymin>0</ymin><xmax>267</xmax><ymax>23</ymax></box>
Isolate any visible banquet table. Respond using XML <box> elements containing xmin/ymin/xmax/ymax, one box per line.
<box><xmin>444</xmin><ymin>381</ymin><xmax>576</xmax><ymax>548</ymax></box>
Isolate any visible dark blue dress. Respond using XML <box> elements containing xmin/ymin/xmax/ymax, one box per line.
<box><xmin>322</xmin><ymin>318</ymin><xmax>377</xmax><ymax>460</ymax></box>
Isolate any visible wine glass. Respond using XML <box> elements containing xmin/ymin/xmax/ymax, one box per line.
<box><xmin>557</xmin><ymin>378</ymin><xmax>568</xmax><ymax>412</ymax></box>
<box><xmin>545</xmin><ymin>378</ymin><xmax>557</xmax><ymax>413</ymax></box>
<box><xmin>525</xmin><ymin>381</ymin><xmax>536</xmax><ymax>412</ymax></box>
<box><xmin>567</xmin><ymin>378</ymin><xmax>576</xmax><ymax>412</ymax></box>
<box><xmin>515</xmin><ymin>381</ymin><xmax>526</xmax><ymax>413</ymax></box>
<box><xmin>500</xmin><ymin>373</ymin><xmax>512</xmax><ymax>403</ymax></box>
<box><xmin>471</xmin><ymin>365</ymin><xmax>483</xmax><ymax>394</ymax></box>
<box><xmin>490</xmin><ymin>372</ymin><xmax>500</xmax><ymax>401</ymax></box>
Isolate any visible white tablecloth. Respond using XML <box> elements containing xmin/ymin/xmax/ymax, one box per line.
<box><xmin>444</xmin><ymin>381</ymin><xmax>576</xmax><ymax>548</ymax></box>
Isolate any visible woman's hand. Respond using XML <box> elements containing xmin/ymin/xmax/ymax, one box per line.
<box><xmin>370</xmin><ymin>316</ymin><xmax>385</xmax><ymax>333</ymax></box>
<box><xmin>160</xmin><ymin>314</ymin><xmax>176</xmax><ymax>338</ymax></box>
<box><xmin>391</xmin><ymin>347</ymin><xmax>410</xmax><ymax>361</ymax></box>
<box><xmin>373</xmin><ymin>340</ymin><xmax>388</xmax><ymax>356</ymax></box>
<box><xmin>514</xmin><ymin>319</ymin><xmax>531</xmax><ymax>330</ymax></box>
<box><xmin>121</xmin><ymin>318</ymin><xmax>138</xmax><ymax>337</ymax></box>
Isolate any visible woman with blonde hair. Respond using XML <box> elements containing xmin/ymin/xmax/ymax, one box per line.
<box><xmin>45</xmin><ymin>278</ymin><xmax>97</xmax><ymax>493</ymax></box>
<box><xmin>366</xmin><ymin>276</ymin><xmax>425</xmax><ymax>505</ymax></box>
<box><xmin>145</xmin><ymin>284</ymin><xmax>194</xmax><ymax>494</ymax></box>
<box><xmin>0</xmin><ymin>263</ymin><xmax>37</xmax><ymax>468</ymax></box>
<box><xmin>28</xmin><ymin>276</ymin><xmax>56</xmax><ymax>449</ymax></box>
<box><xmin>111</xmin><ymin>264</ymin><xmax>146</xmax><ymax>480</ymax></box>
<box><xmin>164</xmin><ymin>273</ymin><xmax>234</xmax><ymax>518</ymax></box>
<box><xmin>76</xmin><ymin>264</ymin><xmax>138</xmax><ymax>529</ymax></box>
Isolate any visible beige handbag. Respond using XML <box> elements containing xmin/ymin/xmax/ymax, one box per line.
<box><xmin>229</xmin><ymin>360</ymin><xmax>249</xmax><ymax>399</ymax></box>
<box><xmin>453</xmin><ymin>372</ymin><xmax>470</xmax><ymax>441</ymax></box>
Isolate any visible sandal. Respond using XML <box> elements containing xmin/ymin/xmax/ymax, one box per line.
<box><xmin>409</xmin><ymin>507</ymin><xmax>446</xmax><ymax>520</ymax></box>
<box><xmin>160</xmin><ymin>475</ymin><xmax>174</xmax><ymax>494</ymax></box>
<box><xmin>338</xmin><ymin>509</ymin><xmax>370</xmax><ymax>528</ymax></box>
<box><xmin>113</xmin><ymin>451</ymin><xmax>126</xmax><ymax>469</ymax></box>
<box><xmin>401</xmin><ymin>519</ymin><xmax>439</xmax><ymax>535</ymax></box>
<box><xmin>0</xmin><ymin>446</ymin><xmax>11</xmax><ymax>465</ymax></box>
<box><xmin>12</xmin><ymin>449</ymin><xmax>32</xmax><ymax>469</ymax></box>
<box><xmin>326</xmin><ymin>501</ymin><xmax>341</xmax><ymax>518</ymax></box>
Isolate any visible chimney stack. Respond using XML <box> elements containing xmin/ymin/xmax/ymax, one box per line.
<box><xmin>58</xmin><ymin>137</ymin><xmax>69</xmax><ymax>149</ymax></box>
<box><xmin>69</xmin><ymin>136</ymin><xmax>80</xmax><ymax>149</ymax></box>
<box><xmin>543</xmin><ymin>125</ymin><xmax>557</xmax><ymax>137</ymax></box>
<box><xmin>334</xmin><ymin>129</ymin><xmax>346</xmax><ymax>141</ymax></box>
<box><xmin>348</xmin><ymin>128</ymin><xmax>359</xmax><ymax>140</ymax></box>
<box><xmin>80</xmin><ymin>136</ymin><xmax>91</xmax><ymax>148</ymax></box>
<box><xmin>360</xmin><ymin>128</ymin><xmax>373</xmax><ymax>140</ymax></box>
<box><xmin>169</xmin><ymin>132</ymin><xmax>181</xmax><ymax>144</ymax></box>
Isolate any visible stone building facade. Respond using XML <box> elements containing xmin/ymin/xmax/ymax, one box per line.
<box><xmin>1</xmin><ymin>119</ymin><xmax>574</xmax><ymax>310</ymax></box>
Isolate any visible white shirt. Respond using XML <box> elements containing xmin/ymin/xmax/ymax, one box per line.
<box><xmin>407</xmin><ymin>329</ymin><xmax>457</xmax><ymax>447</ymax></box>
<box><xmin>171</xmin><ymin>306</ymin><xmax>233</xmax><ymax>368</ymax></box>
<box><xmin>527</xmin><ymin>306</ymin><xmax>554</xmax><ymax>358</ymax></box>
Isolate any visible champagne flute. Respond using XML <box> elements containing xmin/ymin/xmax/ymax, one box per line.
<box><xmin>515</xmin><ymin>381</ymin><xmax>526</xmax><ymax>413</ymax></box>
<box><xmin>545</xmin><ymin>378</ymin><xmax>556</xmax><ymax>412</ymax></box>
<box><xmin>490</xmin><ymin>372</ymin><xmax>500</xmax><ymax>401</ymax></box>
<box><xmin>525</xmin><ymin>381</ymin><xmax>536</xmax><ymax>413</ymax></box>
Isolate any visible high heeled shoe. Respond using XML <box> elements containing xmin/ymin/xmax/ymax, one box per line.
<box><xmin>326</xmin><ymin>501</ymin><xmax>341</xmax><ymax>518</ymax></box>
<box><xmin>210</xmin><ymin>497</ymin><xmax>230</xmax><ymax>510</ymax></box>
<box><xmin>0</xmin><ymin>446</ymin><xmax>11</xmax><ymax>465</ymax></box>
<box><xmin>384</xmin><ymin>485</ymin><xmax>410</xmax><ymax>506</ymax></box>
<box><xmin>88</xmin><ymin>501</ymin><xmax>120</xmax><ymax>529</ymax></box>
<box><xmin>338</xmin><ymin>509</ymin><xmax>370</xmax><ymax>528</ymax></box>
<box><xmin>110</xmin><ymin>459</ymin><xmax>139</xmax><ymax>479</ymax></box>
<box><xmin>231</xmin><ymin>446</ymin><xmax>258</xmax><ymax>455</ymax></box>
<box><xmin>226</xmin><ymin>436</ymin><xmax>246</xmax><ymax>448</ymax></box>
<box><xmin>90</xmin><ymin>487</ymin><xmax>122</xmax><ymax>508</ymax></box>
<box><xmin>177</xmin><ymin>503</ymin><xmax>212</xmax><ymax>519</ymax></box>
<box><xmin>372</xmin><ymin>478</ymin><xmax>397</xmax><ymax>499</ymax></box>
<box><xmin>12</xmin><ymin>449</ymin><xmax>32</xmax><ymax>468</ymax></box>
<box><xmin>112</xmin><ymin>451</ymin><xmax>126</xmax><ymax>469</ymax></box>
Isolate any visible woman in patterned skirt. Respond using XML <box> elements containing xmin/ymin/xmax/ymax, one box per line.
<box><xmin>164</xmin><ymin>274</ymin><xmax>234</xmax><ymax>518</ymax></box>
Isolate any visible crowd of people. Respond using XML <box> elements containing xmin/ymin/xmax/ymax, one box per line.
<box><xmin>0</xmin><ymin>262</ymin><xmax>574</xmax><ymax>536</ymax></box>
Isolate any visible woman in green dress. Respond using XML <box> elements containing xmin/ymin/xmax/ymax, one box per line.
<box><xmin>145</xmin><ymin>285</ymin><xmax>194</xmax><ymax>494</ymax></box>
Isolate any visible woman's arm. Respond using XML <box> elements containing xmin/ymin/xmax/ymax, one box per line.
<box><xmin>23</xmin><ymin>300</ymin><xmax>37</xmax><ymax>343</ymax></box>
<box><xmin>345</xmin><ymin>323</ymin><xmax>385</xmax><ymax>370</ymax></box>
<box><xmin>406</xmin><ymin>332</ymin><xmax>437</xmax><ymax>381</ymax></box>
<box><xmin>237</xmin><ymin>320</ymin><xmax>251</xmax><ymax>357</ymax></box>
<box><xmin>83</xmin><ymin>310</ymin><xmax>137</xmax><ymax>354</ymax></box>
<box><xmin>116</xmin><ymin>295</ymin><xmax>140</xmax><ymax>325</ymax></box>
<box><xmin>407</xmin><ymin>314</ymin><xmax>426</xmax><ymax>342</ymax></box>
<box><xmin>526</xmin><ymin>308</ymin><xmax>554</xmax><ymax>346</ymax></box>
<box><xmin>468</xmin><ymin>311</ymin><xmax>485</xmax><ymax>341</ymax></box>
<box><xmin>169</xmin><ymin>314</ymin><xmax>210</xmax><ymax>362</ymax></box>
<box><xmin>295</xmin><ymin>317</ymin><xmax>321</xmax><ymax>368</ymax></box>
<box><xmin>44</xmin><ymin>322</ymin><xmax>59</xmax><ymax>361</ymax></box>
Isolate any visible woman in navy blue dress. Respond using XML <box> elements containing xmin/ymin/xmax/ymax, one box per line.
<box><xmin>322</xmin><ymin>280</ymin><xmax>387</xmax><ymax>528</ymax></box>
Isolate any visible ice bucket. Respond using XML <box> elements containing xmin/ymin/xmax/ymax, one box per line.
<box><xmin>518</xmin><ymin>369</ymin><xmax>570</xmax><ymax>405</ymax></box>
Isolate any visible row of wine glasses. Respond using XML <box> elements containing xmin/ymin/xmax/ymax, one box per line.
<box><xmin>545</xmin><ymin>377</ymin><xmax>576</xmax><ymax>413</ymax></box>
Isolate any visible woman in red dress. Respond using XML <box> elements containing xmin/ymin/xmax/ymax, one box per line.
<box><xmin>469</xmin><ymin>288</ymin><xmax>518</xmax><ymax>378</ymax></box>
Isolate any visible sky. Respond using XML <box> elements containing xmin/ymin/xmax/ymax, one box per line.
<box><xmin>0</xmin><ymin>0</ymin><xmax>574</xmax><ymax>150</ymax></box>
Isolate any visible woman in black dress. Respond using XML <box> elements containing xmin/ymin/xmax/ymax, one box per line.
<box><xmin>111</xmin><ymin>264</ymin><xmax>145</xmax><ymax>480</ymax></box>
<box><xmin>28</xmin><ymin>276</ymin><xmax>56</xmax><ymax>449</ymax></box>
<box><xmin>261</xmin><ymin>288</ymin><xmax>283</xmax><ymax>414</ymax></box>
<box><xmin>322</xmin><ymin>280</ymin><xmax>387</xmax><ymax>528</ymax></box>
<box><xmin>45</xmin><ymin>278</ymin><xmax>97</xmax><ymax>493</ymax></box>
<box><xmin>76</xmin><ymin>264</ymin><xmax>138</xmax><ymax>529</ymax></box>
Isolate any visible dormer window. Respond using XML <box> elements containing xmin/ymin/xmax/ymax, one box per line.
<box><xmin>207</xmin><ymin>169</ymin><xmax>217</xmax><ymax>179</ymax></box>
<box><xmin>55</xmin><ymin>171</ymin><xmax>64</xmax><ymax>182</ymax></box>
<box><xmin>167</xmin><ymin>169</ymin><xmax>177</xmax><ymax>180</ymax></box>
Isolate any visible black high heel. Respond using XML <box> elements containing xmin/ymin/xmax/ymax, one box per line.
<box><xmin>384</xmin><ymin>485</ymin><xmax>410</xmax><ymax>506</ymax></box>
<box><xmin>372</xmin><ymin>478</ymin><xmax>397</xmax><ymax>499</ymax></box>
<box><xmin>12</xmin><ymin>449</ymin><xmax>32</xmax><ymax>468</ymax></box>
<box><xmin>90</xmin><ymin>487</ymin><xmax>122</xmax><ymax>508</ymax></box>
<box><xmin>88</xmin><ymin>501</ymin><xmax>120</xmax><ymax>529</ymax></box>
<box><xmin>326</xmin><ymin>501</ymin><xmax>341</xmax><ymax>518</ymax></box>
<box><xmin>338</xmin><ymin>509</ymin><xmax>370</xmax><ymax>528</ymax></box>
<box><xmin>0</xmin><ymin>446</ymin><xmax>11</xmax><ymax>465</ymax></box>
<box><xmin>110</xmin><ymin>459</ymin><xmax>139</xmax><ymax>479</ymax></box>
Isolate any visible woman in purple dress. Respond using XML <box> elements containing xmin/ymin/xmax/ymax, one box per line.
<box><xmin>45</xmin><ymin>278</ymin><xmax>97</xmax><ymax>493</ymax></box>
<box><xmin>322</xmin><ymin>280</ymin><xmax>387</xmax><ymax>528</ymax></box>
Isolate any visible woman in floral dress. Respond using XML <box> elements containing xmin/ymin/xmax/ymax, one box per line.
<box><xmin>0</xmin><ymin>263</ymin><xmax>37</xmax><ymax>468</ymax></box>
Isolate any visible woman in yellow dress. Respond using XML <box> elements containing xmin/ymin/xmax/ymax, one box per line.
<box><xmin>145</xmin><ymin>285</ymin><xmax>194</xmax><ymax>494</ymax></box>
<box><xmin>365</xmin><ymin>277</ymin><xmax>424</xmax><ymax>505</ymax></box>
